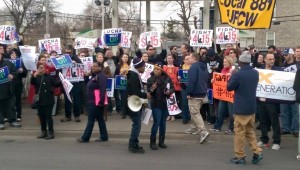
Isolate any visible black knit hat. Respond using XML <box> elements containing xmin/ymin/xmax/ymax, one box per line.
<box><xmin>132</xmin><ymin>57</ymin><xmax>145</xmax><ymax>69</ymax></box>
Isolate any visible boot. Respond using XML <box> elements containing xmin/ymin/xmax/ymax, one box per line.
<box><xmin>158</xmin><ymin>136</ymin><xmax>167</xmax><ymax>149</ymax></box>
<box><xmin>45</xmin><ymin>131</ymin><xmax>55</xmax><ymax>140</ymax></box>
<box><xmin>129</xmin><ymin>143</ymin><xmax>145</xmax><ymax>154</ymax></box>
<box><xmin>150</xmin><ymin>137</ymin><xmax>158</xmax><ymax>150</ymax></box>
<box><xmin>37</xmin><ymin>131</ymin><xmax>47</xmax><ymax>139</ymax></box>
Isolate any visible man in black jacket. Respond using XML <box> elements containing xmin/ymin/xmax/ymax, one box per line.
<box><xmin>0</xmin><ymin>52</ymin><xmax>20</xmax><ymax>130</ymax></box>
<box><xmin>125</xmin><ymin>57</ymin><xmax>151</xmax><ymax>153</ymax></box>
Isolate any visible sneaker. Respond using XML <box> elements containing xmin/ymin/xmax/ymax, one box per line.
<box><xmin>271</xmin><ymin>144</ymin><xmax>280</xmax><ymax>150</ymax></box>
<box><xmin>60</xmin><ymin>117</ymin><xmax>71</xmax><ymax>122</ymax></box>
<box><xmin>252</xmin><ymin>153</ymin><xmax>263</xmax><ymax>164</ymax></box>
<box><xmin>292</xmin><ymin>132</ymin><xmax>299</xmax><ymax>138</ymax></box>
<box><xmin>210</xmin><ymin>128</ymin><xmax>220</xmax><ymax>132</ymax></box>
<box><xmin>184</xmin><ymin>128</ymin><xmax>197</xmax><ymax>134</ymax></box>
<box><xmin>0</xmin><ymin>124</ymin><xmax>4</xmax><ymax>130</ymax></box>
<box><xmin>74</xmin><ymin>117</ymin><xmax>81</xmax><ymax>122</ymax></box>
<box><xmin>230</xmin><ymin>157</ymin><xmax>246</xmax><ymax>165</ymax></box>
<box><xmin>9</xmin><ymin>122</ymin><xmax>21</xmax><ymax>128</ymax></box>
<box><xmin>192</xmin><ymin>129</ymin><xmax>201</xmax><ymax>135</ymax></box>
<box><xmin>225</xmin><ymin>129</ymin><xmax>233</xmax><ymax>135</ymax></box>
<box><xmin>16</xmin><ymin>118</ymin><xmax>21</xmax><ymax>122</ymax></box>
<box><xmin>199</xmin><ymin>131</ymin><xmax>210</xmax><ymax>144</ymax></box>
<box><xmin>257</xmin><ymin>141</ymin><xmax>269</xmax><ymax>147</ymax></box>
<box><xmin>3</xmin><ymin>118</ymin><xmax>8</xmax><ymax>123</ymax></box>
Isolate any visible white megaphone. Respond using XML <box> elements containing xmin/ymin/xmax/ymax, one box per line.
<box><xmin>127</xmin><ymin>95</ymin><xmax>148</xmax><ymax>112</ymax></box>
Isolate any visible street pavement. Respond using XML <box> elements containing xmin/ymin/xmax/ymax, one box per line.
<box><xmin>0</xmin><ymin>101</ymin><xmax>299</xmax><ymax>169</ymax></box>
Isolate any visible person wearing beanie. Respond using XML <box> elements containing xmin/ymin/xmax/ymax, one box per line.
<box><xmin>125</xmin><ymin>57</ymin><xmax>152</xmax><ymax>154</ymax></box>
<box><xmin>227</xmin><ymin>51</ymin><xmax>263</xmax><ymax>165</ymax></box>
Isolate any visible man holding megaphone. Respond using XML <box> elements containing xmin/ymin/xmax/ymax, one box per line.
<box><xmin>125</xmin><ymin>57</ymin><xmax>152</xmax><ymax>154</ymax></box>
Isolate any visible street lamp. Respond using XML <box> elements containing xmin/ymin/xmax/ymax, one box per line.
<box><xmin>94</xmin><ymin>0</ymin><xmax>111</xmax><ymax>31</ymax></box>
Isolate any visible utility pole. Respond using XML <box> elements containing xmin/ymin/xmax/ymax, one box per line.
<box><xmin>203</xmin><ymin>0</ymin><xmax>210</xmax><ymax>29</ymax></box>
<box><xmin>91</xmin><ymin>0</ymin><xmax>94</xmax><ymax>29</ymax></box>
<box><xmin>45</xmin><ymin>0</ymin><xmax>50</xmax><ymax>35</ymax></box>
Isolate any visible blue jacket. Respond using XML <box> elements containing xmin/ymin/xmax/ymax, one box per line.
<box><xmin>186</xmin><ymin>61</ymin><xmax>209</xmax><ymax>98</ymax></box>
<box><xmin>227</xmin><ymin>65</ymin><xmax>259</xmax><ymax>115</ymax></box>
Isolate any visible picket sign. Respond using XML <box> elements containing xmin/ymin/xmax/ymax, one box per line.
<box><xmin>74</xmin><ymin>37</ymin><xmax>97</xmax><ymax>49</ymax></box>
<box><xmin>121</xmin><ymin>31</ymin><xmax>132</xmax><ymax>48</ymax></box>
<box><xmin>190</xmin><ymin>29</ymin><xmax>213</xmax><ymax>47</ymax></box>
<box><xmin>106</xmin><ymin>78</ymin><xmax>114</xmax><ymax>97</ymax></box>
<box><xmin>80</xmin><ymin>57</ymin><xmax>93</xmax><ymax>72</ymax></box>
<box><xmin>138</xmin><ymin>31</ymin><xmax>161</xmax><ymax>49</ymax></box>
<box><xmin>62</xmin><ymin>63</ymin><xmax>85</xmax><ymax>82</ymax></box>
<box><xmin>38</xmin><ymin>38</ymin><xmax>62</xmax><ymax>54</ymax></box>
<box><xmin>103</xmin><ymin>28</ymin><xmax>122</xmax><ymax>46</ymax></box>
<box><xmin>58</xmin><ymin>72</ymin><xmax>73</xmax><ymax>102</ymax></box>
<box><xmin>215</xmin><ymin>27</ymin><xmax>238</xmax><ymax>44</ymax></box>
<box><xmin>50</xmin><ymin>54</ymin><xmax>73</xmax><ymax>70</ymax></box>
<box><xmin>166</xmin><ymin>93</ymin><xmax>182</xmax><ymax>115</ymax></box>
<box><xmin>7</xmin><ymin>58</ymin><xmax>22</xmax><ymax>69</ymax></box>
<box><xmin>0</xmin><ymin>25</ymin><xmax>20</xmax><ymax>44</ymax></box>
<box><xmin>19</xmin><ymin>46</ymin><xmax>37</xmax><ymax>71</ymax></box>
<box><xmin>0</xmin><ymin>66</ymin><xmax>9</xmax><ymax>85</ymax></box>
<box><xmin>140</xmin><ymin>63</ymin><xmax>154</xmax><ymax>83</ymax></box>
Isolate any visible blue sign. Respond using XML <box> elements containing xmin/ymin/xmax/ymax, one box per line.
<box><xmin>8</xmin><ymin>58</ymin><xmax>22</xmax><ymax>69</ymax></box>
<box><xmin>50</xmin><ymin>54</ymin><xmax>73</xmax><ymax>69</ymax></box>
<box><xmin>115</xmin><ymin>75</ymin><xmax>127</xmax><ymax>90</ymax></box>
<box><xmin>104</xmin><ymin>28</ymin><xmax>122</xmax><ymax>46</ymax></box>
<box><xmin>106</xmin><ymin>78</ymin><xmax>113</xmax><ymax>91</ymax></box>
<box><xmin>207</xmin><ymin>89</ymin><xmax>213</xmax><ymax>104</ymax></box>
<box><xmin>178</xmin><ymin>69</ymin><xmax>188</xmax><ymax>83</ymax></box>
<box><xmin>0</xmin><ymin>66</ymin><xmax>10</xmax><ymax>84</ymax></box>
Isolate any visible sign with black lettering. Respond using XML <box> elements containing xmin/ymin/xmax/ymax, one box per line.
<box><xmin>217</xmin><ymin>0</ymin><xmax>276</xmax><ymax>29</ymax></box>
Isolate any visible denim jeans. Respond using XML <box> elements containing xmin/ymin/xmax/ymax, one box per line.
<box><xmin>214</xmin><ymin>100</ymin><xmax>233</xmax><ymax>131</ymax></box>
<box><xmin>280</xmin><ymin>103</ymin><xmax>299</xmax><ymax>132</ymax></box>
<box><xmin>120</xmin><ymin>90</ymin><xmax>127</xmax><ymax>115</ymax></box>
<box><xmin>151</xmin><ymin>107</ymin><xmax>169</xmax><ymax>139</ymax></box>
<box><xmin>64</xmin><ymin>83</ymin><xmax>83</xmax><ymax>118</ymax></box>
<box><xmin>180</xmin><ymin>88</ymin><xmax>190</xmax><ymax>121</ymax></box>
<box><xmin>129</xmin><ymin>110</ymin><xmax>142</xmax><ymax>145</ymax></box>
<box><xmin>108</xmin><ymin>89</ymin><xmax>121</xmax><ymax>113</ymax></box>
<box><xmin>81</xmin><ymin>105</ymin><xmax>108</xmax><ymax>141</ymax></box>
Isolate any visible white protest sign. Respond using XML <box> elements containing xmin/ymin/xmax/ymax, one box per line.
<box><xmin>141</xmin><ymin>108</ymin><xmax>152</xmax><ymax>125</ymax></box>
<box><xmin>256</xmin><ymin>69</ymin><xmax>296</xmax><ymax>101</ymax></box>
<box><xmin>284</xmin><ymin>64</ymin><xmax>298</xmax><ymax>73</ymax></box>
<box><xmin>190</xmin><ymin>29</ymin><xmax>213</xmax><ymax>47</ymax></box>
<box><xmin>38</xmin><ymin>38</ymin><xmax>62</xmax><ymax>54</ymax></box>
<box><xmin>19</xmin><ymin>46</ymin><xmax>37</xmax><ymax>71</ymax></box>
<box><xmin>0</xmin><ymin>25</ymin><xmax>20</xmax><ymax>44</ymax></box>
<box><xmin>121</xmin><ymin>31</ymin><xmax>132</xmax><ymax>48</ymax></box>
<box><xmin>167</xmin><ymin>93</ymin><xmax>182</xmax><ymax>115</ymax></box>
<box><xmin>62</xmin><ymin>63</ymin><xmax>85</xmax><ymax>82</ymax></box>
<box><xmin>141</xmin><ymin>63</ymin><xmax>154</xmax><ymax>83</ymax></box>
<box><xmin>139</xmin><ymin>31</ymin><xmax>161</xmax><ymax>49</ymax></box>
<box><xmin>80</xmin><ymin>57</ymin><xmax>93</xmax><ymax>72</ymax></box>
<box><xmin>216</xmin><ymin>27</ymin><xmax>238</xmax><ymax>44</ymax></box>
<box><xmin>59</xmin><ymin>72</ymin><xmax>73</xmax><ymax>102</ymax></box>
<box><xmin>74</xmin><ymin>37</ymin><xmax>97</xmax><ymax>49</ymax></box>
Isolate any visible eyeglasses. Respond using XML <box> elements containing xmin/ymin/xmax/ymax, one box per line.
<box><xmin>148</xmin><ymin>49</ymin><xmax>154</xmax><ymax>51</ymax></box>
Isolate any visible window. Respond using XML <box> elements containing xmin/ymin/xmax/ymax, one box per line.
<box><xmin>266</xmin><ymin>31</ymin><xmax>275</xmax><ymax>46</ymax></box>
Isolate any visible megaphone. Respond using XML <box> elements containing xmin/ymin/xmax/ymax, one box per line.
<box><xmin>127</xmin><ymin>95</ymin><xmax>148</xmax><ymax>112</ymax></box>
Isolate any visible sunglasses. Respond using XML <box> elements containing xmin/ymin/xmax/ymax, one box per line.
<box><xmin>148</xmin><ymin>49</ymin><xmax>154</xmax><ymax>50</ymax></box>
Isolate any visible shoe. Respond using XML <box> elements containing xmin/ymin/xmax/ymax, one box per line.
<box><xmin>281</xmin><ymin>131</ymin><xmax>291</xmax><ymax>135</ymax></box>
<box><xmin>210</xmin><ymin>128</ymin><xmax>220</xmax><ymax>132</ymax></box>
<box><xmin>184</xmin><ymin>128</ymin><xmax>197</xmax><ymax>134</ymax></box>
<box><xmin>77</xmin><ymin>138</ymin><xmax>89</xmax><ymax>143</ymax></box>
<box><xmin>16</xmin><ymin>118</ymin><xmax>21</xmax><ymax>122</ymax></box>
<box><xmin>95</xmin><ymin>138</ymin><xmax>108</xmax><ymax>142</ymax></box>
<box><xmin>230</xmin><ymin>157</ymin><xmax>246</xmax><ymax>165</ymax></box>
<box><xmin>0</xmin><ymin>124</ymin><xmax>4</xmax><ymax>130</ymax></box>
<box><xmin>271</xmin><ymin>144</ymin><xmax>280</xmax><ymax>150</ymax></box>
<box><xmin>37</xmin><ymin>131</ymin><xmax>47</xmax><ymax>139</ymax></box>
<box><xmin>74</xmin><ymin>117</ymin><xmax>81</xmax><ymax>122</ymax></box>
<box><xmin>225</xmin><ymin>129</ymin><xmax>233</xmax><ymax>135</ymax></box>
<box><xmin>129</xmin><ymin>145</ymin><xmax>145</xmax><ymax>154</ymax></box>
<box><xmin>3</xmin><ymin>118</ymin><xmax>8</xmax><ymax>123</ymax></box>
<box><xmin>257</xmin><ymin>141</ymin><xmax>269</xmax><ymax>147</ymax></box>
<box><xmin>182</xmin><ymin>120</ymin><xmax>188</xmax><ymax>124</ymax></box>
<box><xmin>192</xmin><ymin>129</ymin><xmax>201</xmax><ymax>135</ymax></box>
<box><xmin>170</xmin><ymin>116</ymin><xmax>175</xmax><ymax>122</ymax></box>
<box><xmin>199</xmin><ymin>131</ymin><xmax>210</xmax><ymax>144</ymax></box>
<box><xmin>293</xmin><ymin>132</ymin><xmax>299</xmax><ymax>138</ymax></box>
<box><xmin>252</xmin><ymin>153</ymin><xmax>263</xmax><ymax>164</ymax></box>
<box><xmin>121</xmin><ymin>115</ymin><xmax>126</xmax><ymax>119</ymax></box>
<box><xmin>158</xmin><ymin>137</ymin><xmax>167</xmax><ymax>149</ymax></box>
<box><xmin>60</xmin><ymin>117</ymin><xmax>71</xmax><ymax>122</ymax></box>
<box><xmin>166</xmin><ymin>116</ymin><xmax>171</xmax><ymax>121</ymax></box>
<box><xmin>45</xmin><ymin>132</ymin><xmax>55</xmax><ymax>140</ymax></box>
<box><xmin>9</xmin><ymin>122</ymin><xmax>21</xmax><ymax>128</ymax></box>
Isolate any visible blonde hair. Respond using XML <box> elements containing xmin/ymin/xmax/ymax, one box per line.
<box><xmin>224</xmin><ymin>56</ymin><xmax>234</xmax><ymax>66</ymax></box>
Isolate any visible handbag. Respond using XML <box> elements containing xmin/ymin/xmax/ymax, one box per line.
<box><xmin>53</xmin><ymin>87</ymin><xmax>62</xmax><ymax>96</ymax></box>
<box><xmin>31</xmin><ymin>76</ymin><xmax>44</xmax><ymax>109</ymax></box>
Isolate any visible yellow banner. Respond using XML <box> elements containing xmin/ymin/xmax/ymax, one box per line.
<box><xmin>217</xmin><ymin>0</ymin><xmax>276</xmax><ymax>29</ymax></box>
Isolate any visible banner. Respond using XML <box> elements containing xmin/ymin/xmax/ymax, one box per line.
<box><xmin>167</xmin><ymin>93</ymin><xmax>182</xmax><ymax>115</ymax></box>
<box><xmin>141</xmin><ymin>63</ymin><xmax>154</xmax><ymax>83</ymax></box>
<box><xmin>121</xmin><ymin>31</ymin><xmax>132</xmax><ymax>48</ymax></box>
<box><xmin>103</xmin><ymin>28</ymin><xmax>122</xmax><ymax>46</ymax></box>
<box><xmin>256</xmin><ymin>69</ymin><xmax>296</xmax><ymax>101</ymax></box>
<box><xmin>284</xmin><ymin>64</ymin><xmax>298</xmax><ymax>73</ymax></box>
<box><xmin>190</xmin><ymin>29</ymin><xmax>213</xmax><ymax>47</ymax></box>
<box><xmin>141</xmin><ymin>108</ymin><xmax>152</xmax><ymax>125</ymax></box>
<box><xmin>115</xmin><ymin>75</ymin><xmax>127</xmax><ymax>90</ymax></box>
<box><xmin>0</xmin><ymin>66</ymin><xmax>9</xmax><ymax>84</ymax></box>
<box><xmin>216</xmin><ymin>27</ymin><xmax>238</xmax><ymax>44</ymax></box>
<box><xmin>212</xmin><ymin>73</ymin><xmax>234</xmax><ymax>103</ymax></box>
<box><xmin>80</xmin><ymin>57</ymin><xmax>93</xmax><ymax>72</ymax></box>
<box><xmin>8</xmin><ymin>58</ymin><xmax>22</xmax><ymax>69</ymax></box>
<box><xmin>38</xmin><ymin>38</ymin><xmax>61</xmax><ymax>54</ymax></box>
<box><xmin>0</xmin><ymin>25</ymin><xmax>20</xmax><ymax>44</ymax></box>
<box><xmin>74</xmin><ymin>37</ymin><xmax>97</xmax><ymax>49</ymax></box>
<box><xmin>50</xmin><ymin>54</ymin><xmax>73</xmax><ymax>69</ymax></box>
<box><xmin>217</xmin><ymin>0</ymin><xmax>276</xmax><ymax>29</ymax></box>
<box><xmin>58</xmin><ymin>72</ymin><xmax>73</xmax><ymax>102</ymax></box>
<box><xmin>178</xmin><ymin>69</ymin><xmax>188</xmax><ymax>83</ymax></box>
<box><xmin>106</xmin><ymin>78</ymin><xmax>114</xmax><ymax>97</ymax></box>
<box><xmin>19</xmin><ymin>46</ymin><xmax>37</xmax><ymax>71</ymax></box>
<box><xmin>62</xmin><ymin>63</ymin><xmax>85</xmax><ymax>82</ymax></box>
<box><xmin>139</xmin><ymin>31</ymin><xmax>161</xmax><ymax>49</ymax></box>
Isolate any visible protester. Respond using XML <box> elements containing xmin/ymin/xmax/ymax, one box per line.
<box><xmin>125</xmin><ymin>57</ymin><xmax>151</xmax><ymax>153</ymax></box>
<box><xmin>77</xmin><ymin>62</ymin><xmax>108</xmax><ymax>143</ymax></box>
<box><xmin>30</xmin><ymin>63</ymin><xmax>61</xmax><ymax>139</ymax></box>
<box><xmin>227</xmin><ymin>51</ymin><xmax>263</xmax><ymax>165</ymax></box>
<box><xmin>179</xmin><ymin>55</ymin><xmax>191</xmax><ymax>124</ymax></box>
<box><xmin>147</xmin><ymin>63</ymin><xmax>174</xmax><ymax>150</ymax></box>
<box><xmin>186</xmin><ymin>52</ymin><xmax>210</xmax><ymax>144</ymax></box>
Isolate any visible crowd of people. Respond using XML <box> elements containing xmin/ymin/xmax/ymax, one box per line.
<box><xmin>0</xmin><ymin>40</ymin><xmax>300</xmax><ymax>165</ymax></box>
